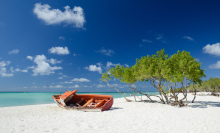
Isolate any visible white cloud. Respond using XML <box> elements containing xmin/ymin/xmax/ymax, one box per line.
<box><xmin>209</xmin><ymin>61</ymin><xmax>220</xmax><ymax>69</ymax></box>
<box><xmin>44</xmin><ymin>85</ymin><xmax>64</xmax><ymax>88</ymax></box>
<box><xmin>106</xmin><ymin>62</ymin><xmax>120</xmax><ymax>68</ymax></box>
<box><xmin>27</xmin><ymin>66</ymin><xmax>34</xmax><ymax>69</ymax></box>
<box><xmin>60</xmin><ymin>81</ymin><xmax>73</xmax><ymax>84</ymax></box>
<box><xmin>58</xmin><ymin>77</ymin><xmax>63</xmax><ymax>79</ymax></box>
<box><xmin>72</xmin><ymin>78</ymin><xmax>90</xmax><ymax>82</ymax></box>
<box><xmin>142</xmin><ymin>39</ymin><xmax>152</xmax><ymax>43</ymax></box>
<box><xmin>8</xmin><ymin>49</ymin><xmax>19</xmax><ymax>54</ymax></box>
<box><xmin>85</xmin><ymin>65</ymin><xmax>102</xmax><ymax>74</ymax></box>
<box><xmin>183</xmin><ymin>36</ymin><xmax>194</xmax><ymax>41</ymax></box>
<box><xmin>124</xmin><ymin>64</ymin><xmax>129</xmax><ymax>67</ymax></box>
<box><xmin>59</xmin><ymin>36</ymin><xmax>65</xmax><ymax>40</ymax></box>
<box><xmin>0</xmin><ymin>61</ymin><xmax>14</xmax><ymax>77</ymax></box>
<box><xmin>53</xmin><ymin>85</ymin><xmax>64</xmax><ymax>88</ymax></box>
<box><xmin>14</xmin><ymin>68</ymin><xmax>28</xmax><ymax>73</ymax></box>
<box><xmin>0</xmin><ymin>61</ymin><xmax>10</xmax><ymax>67</ymax></box>
<box><xmin>97</xmin><ymin>62</ymin><xmax>103</xmax><ymax>66</ymax></box>
<box><xmin>27</xmin><ymin>56</ymin><xmax>33</xmax><ymax>61</ymax></box>
<box><xmin>33</xmin><ymin>3</ymin><xmax>85</xmax><ymax>28</ymax></box>
<box><xmin>96</xmin><ymin>48</ymin><xmax>115</xmax><ymax>56</ymax></box>
<box><xmin>69</xmin><ymin>85</ymin><xmax>79</xmax><ymax>88</ymax></box>
<box><xmin>48</xmin><ymin>58</ymin><xmax>62</xmax><ymax>64</ymax></box>
<box><xmin>97</xmin><ymin>84</ymin><xmax>106</xmax><ymax>88</ymax></box>
<box><xmin>49</xmin><ymin>47</ymin><xmax>70</xmax><ymax>55</ymax></box>
<box><xmin>203</xmin><ymin>43</ymin><xmax>220</xmax><ymax>56</ymax></box>
<box><xmin>29</xmin><ymin>54</ymin><xmax>62</xmax><ymax>76</ymax></box>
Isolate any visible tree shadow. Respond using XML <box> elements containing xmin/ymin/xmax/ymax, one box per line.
<box><xmin>190</xmin><ymin>101</ymin><xmax>220</xmax><ymax>108</ymax></box>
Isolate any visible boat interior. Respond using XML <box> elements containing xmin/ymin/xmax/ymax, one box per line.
<box><xmin>52</xmin><ymin>91</ymin><xmax>112</xmax><ymax>108</ymax></box>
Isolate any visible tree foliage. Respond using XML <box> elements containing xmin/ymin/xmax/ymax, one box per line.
<box><xmin>102</xmin><ymin>49</ymin><xmax>206</xmax><ymax>106</ymax></box>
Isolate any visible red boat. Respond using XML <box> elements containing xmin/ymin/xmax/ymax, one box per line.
<box><xmin>52</xmin><ymin>90</ymin><xmax>113</xmax><ymax>112</ymax></box>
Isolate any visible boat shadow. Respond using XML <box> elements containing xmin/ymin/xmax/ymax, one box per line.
<box><xmin>107</xmin><ymin>107</ymin><xmax>123</xmax><ymax>111</ymax></box>
<box><xmin>189</xmin><ymin>101</ymin><xmax>220</xmax><ymax>108</ymax></box>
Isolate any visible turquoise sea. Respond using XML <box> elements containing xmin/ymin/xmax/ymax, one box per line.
<box><xmin>0</xmin><ymin>92</ymin><xmax>158</xmax><ymax>107</ymax></box>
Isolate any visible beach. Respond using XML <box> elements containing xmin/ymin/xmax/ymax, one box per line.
<box><xmin>1</xmin><ymin>93</ymin><xmax>220</xmax><ymax>133</ymax></box>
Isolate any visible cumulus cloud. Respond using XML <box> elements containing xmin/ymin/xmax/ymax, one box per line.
<box><xmin>0</xmin><ymin>61</ymin><xmax>14</xmax><ymax>77</ymax></box>
<box><xmin>45</xmin><ymin>85</ymin><xmax>64</xmax><ymax>88</ymax></box>
<box><xmin>14</xmin><ymin>68</ymin><xmax>28</xmax><ymax>73</ymax></box>
<box><xmin>48</xmin><ymin>47</ymin><xmax>70</xmax><ymax>55</ymax></box>
<box><xmin>203</xmin><ymin>43</ymin><xmax>220</xmax><ymax>56</ymax></box>
<box><xmin>72</xmin><ymin>78</ymin><xmax>90</xmax><ymax>82</ymax></box>
<box><xmin>27</xmin><ymin>56</ymin><xmax>33</xmax><ymax>61</ymax></box>
<box><xmin>97</xmin><ymin>84</ymin><xmax>106</xmax><ymax>88</ymax></box>
<box><xmin>48</xmin><ymin>58</ymin><xmax>62</xmax><ymax>64</ymax></box>
<box><xmin>85</xmin><ymin>65</ymin><xmax>102</xmax><ymax>74</ymax></box>
<box><xmin>59</xmin><ymin>36</ymin><xmax>65</xmax><ymax>40</ymax></box>
<box><xmin>28</xmin><ymin>54</ymin><xmax>62</xmax><ymax>76</ymax></box>
<box><xmin>106</xmin><ymin>62</ymin><xmax>121</xmax><ymax>68</ymax></box>
<box><xmin>33</xmin><ymin>3</ymin><xmax>85</xmax><ymax>28</ymax></box>
<box><xmin>183</xmin><ymin>36</ymin><xmax>194</xmax><ymax>41</ymax></box>
<box><xmin>96</xmin><ymin>48</ymin><xmax>115</xmax><ymax>56</ymax></box>
<box><xmin>69</xmin><ymin>85</ymin><xmax>79</xmax><ymax>88</ymax></box>
<box><xmin>209</xmin><ymin>61</ymin><xmax>220</xmax><ymax>69</ymax></box>
<box><xmin>8</xmin><ymin>49</ymin><xmax>19</xmax><ymax>54</ymax></box>
<box><xmin>60</xmin><ymin>81</ymin><xmax>73</xmax><ymax>84</ymax></box>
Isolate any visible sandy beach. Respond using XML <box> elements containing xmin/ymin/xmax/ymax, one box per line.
<box><xmin>1</xmin><ymin>93</ymin><xmax>220</xmax><ymax>133</ymax></box>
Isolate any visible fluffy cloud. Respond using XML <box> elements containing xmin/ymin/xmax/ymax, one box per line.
<box><xmin>203</xmin><ymin>43</ymin><xmax>220</xmax><ymax>56</ymax></box>
<box><xmin>44</xmin><ymin>85</ymin><xmax>64</xmax><ymax>88</ymax></box>
<box><xmin>33</xmin><ymin>3</ymin><xmax>85</xmax><ymax>28</ymax></box>
<box><xmin>106</xmin><ymin>62</ymin><xmax>120</xmax><ymax>68</ymax></box>
<box><xmin>209</xmin><ymin>61</ymin><xmax>220</xmax><ymax>69</ymax></box>
<box><xmin>60</xmin><ymin>81</ymin><xmax>73</xmax><ymax>84</ymax></box>
<box><xmin>0</xmin><ymin>61</ymin><xmax>14</xmax><ymax>77</ymax></box>
<box><xmin>8</xmin><ymin>49</ymin><xmax>19</xmax><ymax>54</ymax></box>
<box><xmin>96</xmin><ymin>48</ymin><xmax>115</xmax><ymax>56</ymax></box>
<box><xmin>85</xmin><ymin>65</ymin><xmax>102</xmax><ymax>74</ymax></box>
<box><xmin>48</xmin><ymin>58</ymin><xmax>62</xmax><ymax>64</ymax></box>
<box><xmin>48</xmin><ymin>47</ymin><xmax>70</xmax><ymax>55</ymax></box>
<box><xmin>11</xmin><ymin>68</ymin><xmax>28</xmax><ymax>73</ymax></box>
<box><xmin>97</xmin><ymin>84</ymin><xmax>106</xmax><ymax>88</ymax></box>
<box><xmin>183</xmin><ymin>36</ymin><xmax>194</xmax><ymax>41</ymax></box>
<box><xmin>27</xmin><ymin>56</ymin><xmax>33</xmax><ymax>60</ymax></box>
<box><xmin>72</xmin><ymin>78</ymin><xmax>90</xmax><ymax>82</ymax></box>
<box><xmin>69</xmin><ymin>85</ymin><xmax>79</xmax><ymax>88</ymax></box>
<box><xmin>28</xmin><ymin>54</ymin><xmax>62</xmax><ymax>76</ymax></box>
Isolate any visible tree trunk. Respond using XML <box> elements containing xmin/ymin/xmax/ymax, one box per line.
<box><xmin>129</xmin><ymin>85</ymin><xmax>153</xmax><ymax>102</ymax></box>
<box><xmin>106</xmin><ymin>80</ymin><xmax>133</xmax><ymax>102</ymax></box>
<box><xmin>192</xmin><ymin>82</ymin><xmax>196</xmax><ymax>103</ymax></box>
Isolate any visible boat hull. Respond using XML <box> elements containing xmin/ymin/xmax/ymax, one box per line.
<box><xmin>52</xmin><ymin>90</ymin><xmax>113</xmax><ymax>112</ymax></box>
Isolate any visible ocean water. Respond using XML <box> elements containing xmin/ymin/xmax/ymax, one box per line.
<box><xmin>0</xmin><ymin>92</ymin><xmax>158</xmax><ymax>107</ymax></box>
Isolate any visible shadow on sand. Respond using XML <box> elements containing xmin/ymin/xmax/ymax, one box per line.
<box><xmin>190</xmin><ymin>101</ymin><xmax>220</xmax><ymax>108</ymax></box>
<box><xmin>107</xmin><ymin>107</ymin><xmax>123</xmax><ymax>111</ymax></box>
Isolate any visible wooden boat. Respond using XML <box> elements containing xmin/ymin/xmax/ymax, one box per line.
<box><xmin>52</xmin><ymin>90</ymin><xmax>113</xmax><ymax>112</ymax></box>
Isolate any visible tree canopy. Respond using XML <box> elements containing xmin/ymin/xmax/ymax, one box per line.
<box><xmin>102</xmin><ymin>49</ymin><xmax>206</xmax><ymax>106</ymax></box>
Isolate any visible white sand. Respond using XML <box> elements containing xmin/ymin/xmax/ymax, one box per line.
<box><xmin>1</xmin><ymin>93</ymin><xmax>220</xmax><ymax>133</ymax></box>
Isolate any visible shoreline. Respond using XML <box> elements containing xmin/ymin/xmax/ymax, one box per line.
<box><xmin>1</xmin><ymin>93</ymin><xmax>220</xmax><ymax>133</ymax></box>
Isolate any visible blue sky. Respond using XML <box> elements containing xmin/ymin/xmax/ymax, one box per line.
<box><xmin>0</xmin><ymin>0</ymin><xmax>220</xmax><ymax>92</ymax></box>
